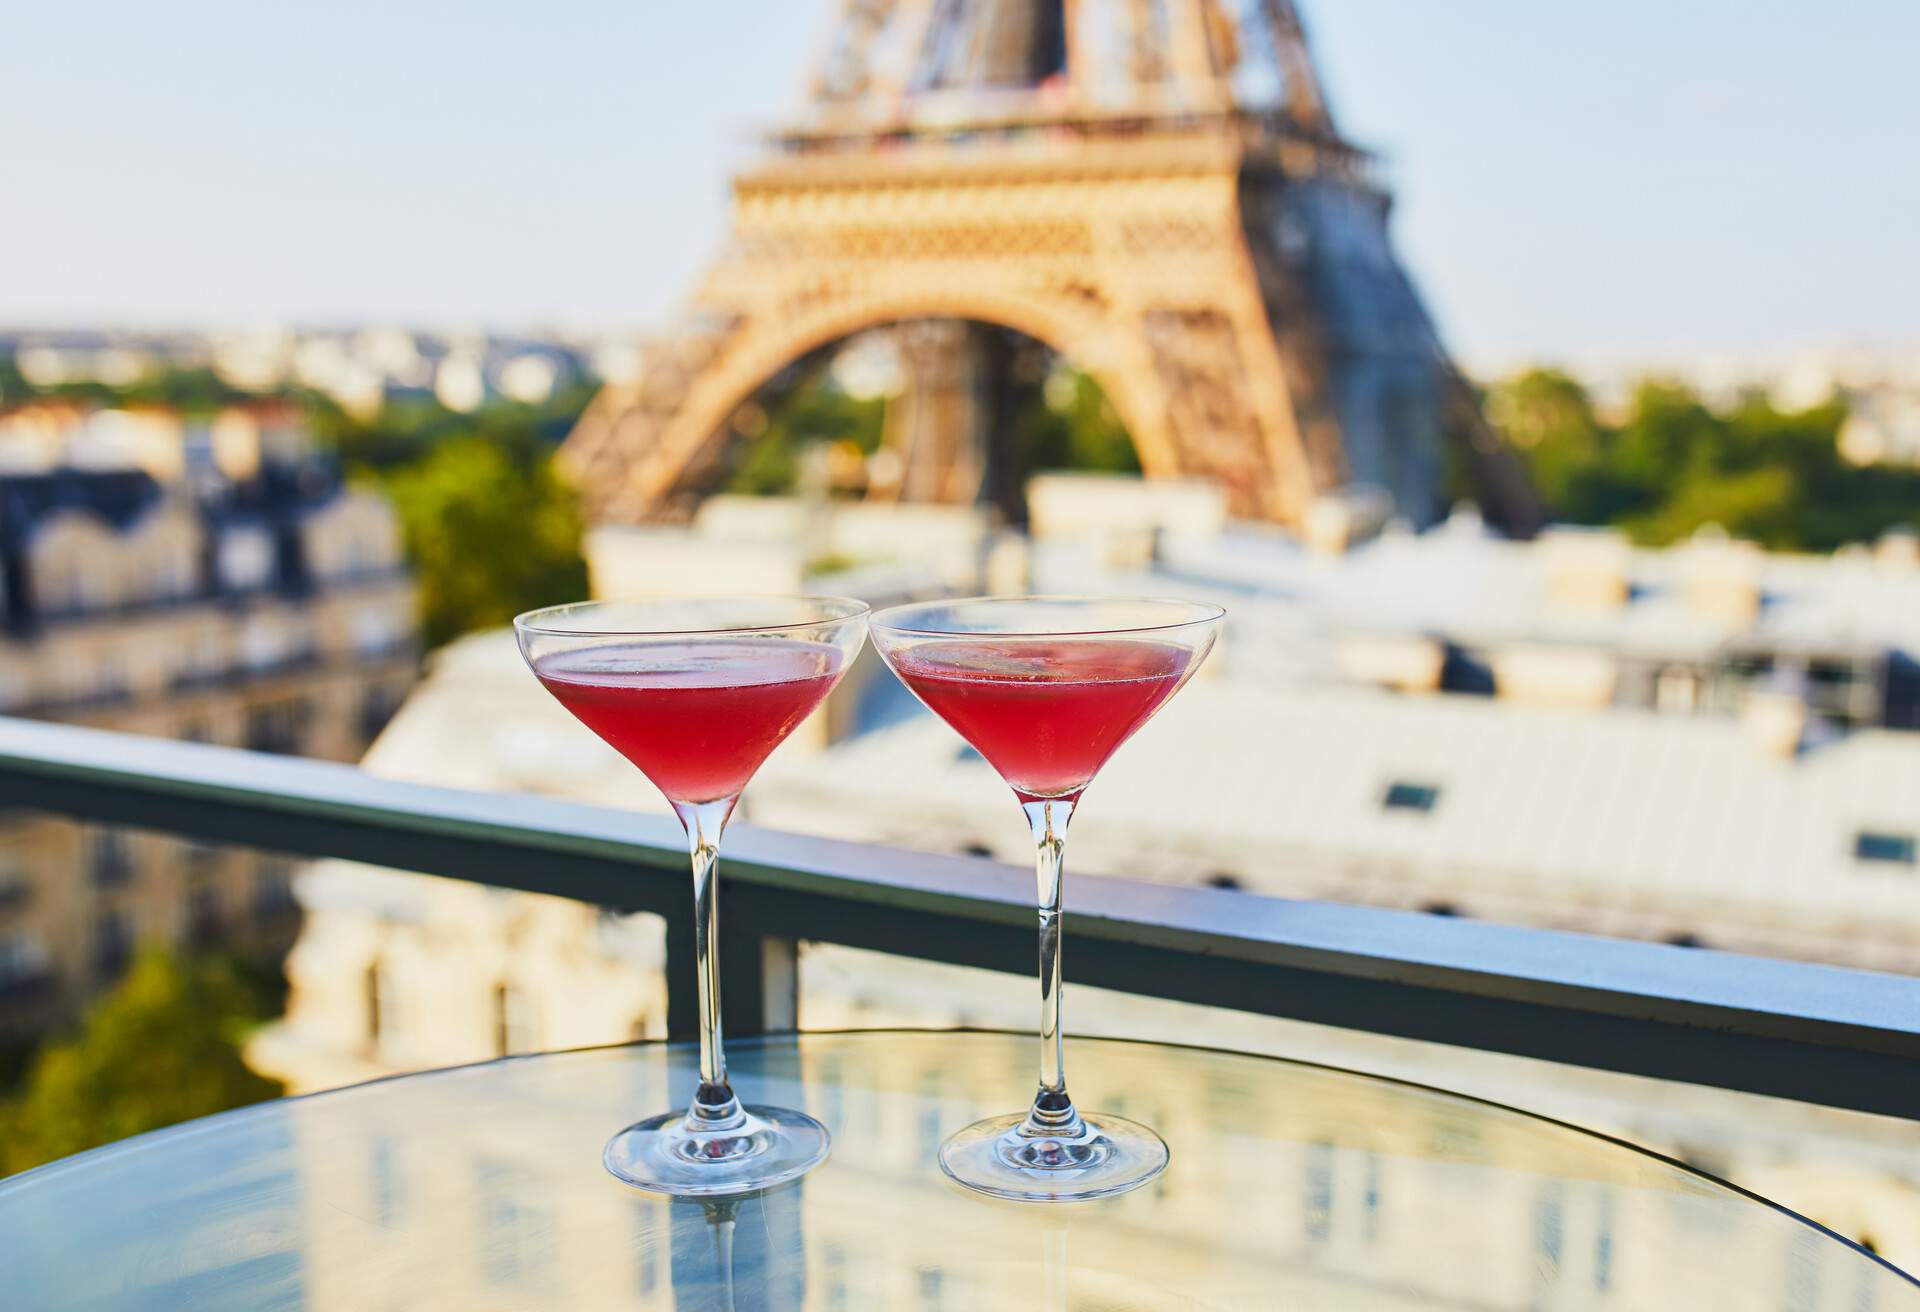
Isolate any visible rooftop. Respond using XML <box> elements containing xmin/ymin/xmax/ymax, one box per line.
<box><xmin>348</xmin><ymin>623</ymin><xmax>1920</xmax><ymax>973</ymax></box>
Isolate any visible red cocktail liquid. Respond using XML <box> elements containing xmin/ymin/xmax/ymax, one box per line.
<box><xmin>889</xmin><ymin>639</ymin><xmax>1191</xmax><ymax>799</ymax></box>
<box><xmin>535</xmin><ymin>639</ymin><xmax>844</xmax><ymax>803</ymax></box>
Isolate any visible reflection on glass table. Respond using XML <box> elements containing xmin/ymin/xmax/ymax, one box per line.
<box><xmin>0</xmin><ymin>1031</ymin><xmax>1911</xmax><ymax>1310</ymax></box>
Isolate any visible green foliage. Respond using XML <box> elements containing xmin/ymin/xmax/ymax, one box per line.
<box><xmin>0</xmin><ymin>947</ymin><xmax>283</xmax><ymax>1177</ymax></box>
<box><xmin>301</xmin><ymin>379</ymin><xmax>596</xmax><ymax>648</ymax></box>
<box><xmin>1487</xmin><ymin>370</ymin><xmax>1920</xmax><ymax>551</ymax></box>
<box><xmin>0</xmin><ymin>354</ymin><xmax>29</xmax><ymax>407</ymax></box>
<box><xmin>114</xmin><ymin>366</ymin><xmax>252</xmax><ymax>415</ymax></box>
<box><xmin>380</xmin><ymin>437</ymin><xmax>590</xmax><ymax>647</ymax></box>
<box><xmin>1486</xmin><ymin>368</ymin><xmax>1613</xmax><ymax>514</ymax></box>
<box><xmin>0</xmin><ymin>361</ymin><xmax>255</xmax><ymax>416</ymax></box>
<box><xmin>724</xmin><ymin>376</ymin><xmax>886</xmax><ymax>496</ymax></box>
<box><xmin>307</xmin><ymin>380</ymin><xmax>596</xmax><ymax>474</ymax></box>
<box><xmin>718</xmin><ymin>354</ymin><xmax>1136</xmax><ymax>499</ymax></box>
<box><xmin>1022</xmin><ymin>365</ymin><xmax>1140</xmax><ymax>476</ymax></box>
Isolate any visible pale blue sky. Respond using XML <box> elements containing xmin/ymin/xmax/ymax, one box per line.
<box><xmin>5</xmin><ymin>2</ymin><xmax>1916</xmax><ymax>366</ymax></box>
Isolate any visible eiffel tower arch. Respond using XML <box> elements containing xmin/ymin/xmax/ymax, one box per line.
<box><xmin>563</xmin><ymin>0</ymin><xmax>1540</xmax><ymax>532</ymax></box>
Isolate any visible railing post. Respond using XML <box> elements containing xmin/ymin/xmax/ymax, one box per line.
<box><xmin>664</xmin><ymin>906</ymin><xmax>701</xmax><ymax>1042</ymax></box>
<box><xmin>718</xmin><ymin>924</ymin><xmax>799</xmax><ymax>1037</ymax></box>
<box><xmin>667</xmin><ymin>907</ymin><xmax>799</xmax><ymax>1040</ymax></box>
<box><xmin>756</xmin><ymin>936</ymin><xmax>800</xmax><ymax>1033</ymax></box>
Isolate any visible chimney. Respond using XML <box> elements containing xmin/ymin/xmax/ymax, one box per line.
<box><xmin>1490</xmin><ymin>645</ymin><xmax>1619</xmax><ymax>709</ymax></box>
<box><xmin>210</xmin><ymin>407</ymin><xmax>264</xmax><ymax>483</ymax></box>
<box><xmin>1741</xmin><ymin>689</ymin><xmax>1807</xmax><ymax>759</ymax></box>
<box><xmin>1680</xmin><ymin>528</ymin><xmax>1762</xmax><ymax>627</ymax></box>
<box><xmin>1302</xmin><ymin>485</ymin><xmax>1393</xmax><ymax>555</ymax></box>
<box><xmin>1876</xmin><ymin>528</ymin><xmax>1919</xmax><ymax>571</ymax></box>
<box><xmin>1335</xmin><ymin>634</ymin><xmax>1445</xmax><ymax>693</ymax></box>
<box><xmin>1540</xmin><ymin>527</ymin><xmax>1631</xmax><ymax>609</ymax></box>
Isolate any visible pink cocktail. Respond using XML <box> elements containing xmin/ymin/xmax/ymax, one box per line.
<box><xmin>886</xmin><ymin>638</ymin><xmax>1191</xmax><ymax>800</ymax></box>
<box><xmin>535</xmin><ymin>640</ymin><xmax>845</xmax><ymax>804</ymax></box>
<box><xmin>516</xmin><ymin>597</ymin><xmax>868</xmax><ymax>1197</ymax></box>
<box><xmin>872</xmin><ymin>597</ymin><xmax>1223</xmax><ymax>1203</ymax></box>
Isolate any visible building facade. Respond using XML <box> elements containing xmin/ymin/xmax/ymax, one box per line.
<box><xmin>0</xmin><ymin>403</ymin><xmax>418</xmax><ymax>1035</ymax></box>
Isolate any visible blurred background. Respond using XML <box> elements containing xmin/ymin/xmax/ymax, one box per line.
<box><xmin>3</xmin><ymin>0</ymin><xmax>1919</xmax><ymax>1266</ymax></box>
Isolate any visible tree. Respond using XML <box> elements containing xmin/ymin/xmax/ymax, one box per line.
<box><xmin>307</xmin><ymin>381</ymin><xmax>597</xmax><ymax>474</ymax></box>
<box><xmin>380</xmin><ymin>438</ymin><xmax>591</xmax><ymax>648</ymax></box>
<box><xmin>1486</xmin><ymin>371</ymin><xmax>1920</xmax><ymax>552</ymax></box>
<box><xmin>1021</xmin><ymin>362</ymin><xmax>1140</xmax><ymax>476</ymax></box>
<box><xmin>723</xmin><ymin>373</ymin><xmax>886</xmax><ymax>496</ymax></box>
<box><xmin>295</xmin><ymin>378</ymin><xmax>598</xmax><ymax>647</ymax></box>
<box><xmin>115</xmin><ymin>366</ymin><xmax>250</xmax><ymax>415</ymax></box>
<box><xmin>0</xmin><ymin>948</ymin><xmax>282</xmax><ymax>1176</ymax></box>
<box><xmin>718</xmin><ymin>351</ymin><xmax>1137</xmax><ymax>501</ymax></box>
<box><xmin>0</xmin><ymin>353</ymin><xmax>28</xmax><ymax>407</ymax></box>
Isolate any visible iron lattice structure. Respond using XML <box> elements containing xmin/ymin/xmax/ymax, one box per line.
<box><xmin>564</xmin><ymin>0</ymin><xmax>1538</xmax><ymax>530</ymax></box>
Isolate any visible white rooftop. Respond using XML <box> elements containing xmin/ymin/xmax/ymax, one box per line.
<box><xmin>752</xmin><ymin>675</ymin><xmax>1920</xmax><ymax>967</ymax></box>
<box><xmin>326</xmin><ymin>584</ymin><xmax>1920</xmax><ymax>970</ymax></box>
<box><xmin>1033</xmin><ymin>511</ymin><xmax>1920</xmax><ymax>667</ymax></box>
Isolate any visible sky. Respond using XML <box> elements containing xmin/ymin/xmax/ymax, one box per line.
<box><xmin>4</xmin><ymin>2</ymin><xmax>1917</xmax><ymax>369</ymax></box>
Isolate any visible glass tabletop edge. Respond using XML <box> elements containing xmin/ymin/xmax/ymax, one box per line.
<box><xmin>1</xmin><ymin>1023</ymin><xmax>1910</xmax><ymax>1287</ymax></box>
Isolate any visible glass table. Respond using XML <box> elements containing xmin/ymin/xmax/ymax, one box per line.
<box><xmin>0</xmin><ymin>1031</ymin><xmax>1910</xmax><ymax>1310</ymax></box>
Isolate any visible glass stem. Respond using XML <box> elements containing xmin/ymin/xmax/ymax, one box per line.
<box><xmin>705</xmin><ymin>1202</ymin><xmax>739</xmax><ymax>1312</ymax></box>
<box><xmin>1021</xmin><ymin>796</ymin><xmax>1083</xmax><ymax>1140</ymax></box>
<box><xmin>675</xmin><ymin>797</ymin><xmax>744</xmax><ymax>1131</ymax></box>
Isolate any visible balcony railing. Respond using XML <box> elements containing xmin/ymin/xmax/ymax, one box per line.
<box><xmin>22</xmin><ymin>565</ymin><xmax>406</xmax><ymax>632</ymax></box>
<box><xmin>5</xmin><ymin>648</ymin><xmax>406</xmax><ymax>718</ymax></box>
<box><xmin>4</xmin><ymin>714</ymin><xmax>1920</xmax><ymax>1120</ymax></box>
<box><xmin>317</xmin><ymin>563</ymin><xmax>414</xmax><ymax>591</ymax></box>
<box><xmin>169</xmin><ymin>644</ymin><xmax>411</xmax><ymax>699</ymax></box>
<box><xmin>13</xmin><ymin>687</ymin><xmax>137</xmax><ymax>717</ymax></box>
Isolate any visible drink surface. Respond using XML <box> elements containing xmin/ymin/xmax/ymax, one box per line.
<box><xmin>888</xmin><ymin>638</ymin><xmax>1191</xmax><ymax>799</ymax></box>
<box><xmin>535</xmin><ymin>639</ymin><xmax>844</xmax><ymax>804</ymax></box>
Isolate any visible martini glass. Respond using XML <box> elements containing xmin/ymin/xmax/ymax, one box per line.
<box><xmin>514</xmin><ymin>596</ymin><xmax>869</xmax><ymax>1195</ymax></box>
<box><xmin>870</xmin><ymin>596</ymin><xmax>1223</xmax><ymax>1201</ymax></box>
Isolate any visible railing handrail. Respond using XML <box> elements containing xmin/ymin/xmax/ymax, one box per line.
<box><xmin>5</xmin><ymin>714</ymin><xmax>1920</xmax><ymax>1120</ymax></box>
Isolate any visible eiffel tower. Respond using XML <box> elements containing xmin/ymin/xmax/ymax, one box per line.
<box><xmin>562</xmin><ymin>0</ymin><xmax>1539</xmax><ymax>531</ymax></box>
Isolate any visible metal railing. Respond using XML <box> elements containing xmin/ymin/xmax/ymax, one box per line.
<box><xmin>18</xmin><ymin>563</ymin><xmax>410</xmax><ymax>634</ymax></box>
<box><xmin>5</xmin><ymin>714</ymin><xmax>1920</xmax><ymax>1120</ymax></box>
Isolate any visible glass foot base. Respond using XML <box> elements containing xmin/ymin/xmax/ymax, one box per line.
<box><xmin>938</xmin><ymin>1111</ymin><xmax>1168</xmax><ymax>1202</ymax></box>
<box><xmin>603</xmin><ymin>1104</ymin><xmax>830</xmax><ymax>1197</ymax></box>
